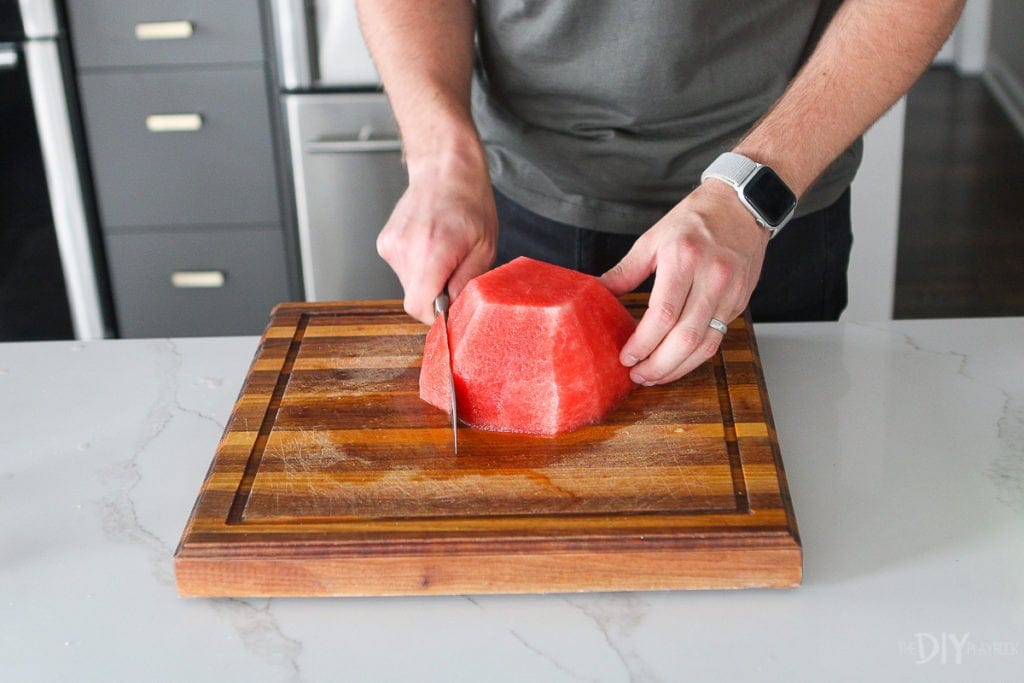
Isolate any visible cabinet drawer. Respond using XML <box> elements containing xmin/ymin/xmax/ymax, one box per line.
<box><xmin>105</xmin><ymin>227</ymin><xmax>290</xmax><ymax>337</ymax></box>
<box><xmin>79</xmin><ymin>67</ymin><xmax>280</xmax><ymax>228</ymax></box>
<box><xmin>66</xmin><ymin>0</ymin><xmax>264</xmax><ymax>69</ymax></box>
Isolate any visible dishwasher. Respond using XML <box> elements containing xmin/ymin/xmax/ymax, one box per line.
<box><xmin>270</xmin><ymin>0</ymin><xmax>404</xmax><ymax>301</ymax></box>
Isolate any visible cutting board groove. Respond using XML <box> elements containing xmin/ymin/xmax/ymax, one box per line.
<box><xmin>175</xmin><ymin>297</ymin><xmax>801</xmax><ymax>596</ymax></box>
<box><xmin>712</xmin><ymin>354</ymin><xmax>749</xmax><ymax>515</ymax></box>
<box><xmin>226</xmin><ymin>312</ymin><xmax>310</xmax><ymax>525</ymax></box>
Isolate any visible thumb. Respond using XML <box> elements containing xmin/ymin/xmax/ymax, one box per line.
<box><xmin>600</xmin><ymin>235</ymin><xmax>656</xmax><ymax>296</ymax></box>
<box><xmin>446</xmin><ymin>245</ymin><xmax>495</xmax><ymax>302</ymax></box>
<box><xmin>446</xmin><ymin>249</ymin><xmax>489</xmax><ymax>301</ymax></box>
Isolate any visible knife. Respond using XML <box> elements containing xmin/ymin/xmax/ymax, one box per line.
<box><xmin>434</xmin><ymin>286</ymin><xmax>459</xmax><ymax>454</ymax></box>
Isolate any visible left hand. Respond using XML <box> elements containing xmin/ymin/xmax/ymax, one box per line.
<box><xmin>600</xmin><ymin>180</ymin><xmax>771</xmax><ymax>385</ymax></box>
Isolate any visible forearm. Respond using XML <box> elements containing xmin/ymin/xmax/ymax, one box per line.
<box><xmin>734</xmin><ymin>0</ymin><xmax>964</xmax><ymax>198</ymax></box>
<box><xmin>357</xmin><ymin>0</ymin><xmax>497</xmax><ymax>321</ymax></box>
<box><xmin>355</xmin><ymin>0</ymin><xmax>481</xmax><ymax>172</ymax></box>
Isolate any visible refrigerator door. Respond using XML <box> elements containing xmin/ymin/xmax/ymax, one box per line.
<box><xmin>271</xmin><ymin>0</ymin><xmax>379</xmax><ymax>90</ymax></box>
<box><xmin>285</xmin><ymin>92</ymin><xmax>404</xmax><ymax>301</ymax></box>
<box><xmin>24</xmin><ymin>39</ymin><xmax>106</xmax><ymax>338</ymax></box>
<box><xmin>314</xmin><ymin>0</ymin><xmax>378</xmax><ymax>88</ymax></box>
<box><xmin>18</xmin><ymin>0</ymin><xmax>58</xmax><ymax>39</ymax></box>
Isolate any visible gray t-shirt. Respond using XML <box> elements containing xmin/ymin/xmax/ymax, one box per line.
<box><xmin>472</xmin><ymin>0</ymin><xmax>861</xmax><ymax>234</ymax></box>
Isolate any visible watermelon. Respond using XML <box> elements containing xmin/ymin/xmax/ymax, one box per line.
<box><xmin>419</xmin><ymin>256</ymin><xmax>637</xmax><ymax>435</ymax></box>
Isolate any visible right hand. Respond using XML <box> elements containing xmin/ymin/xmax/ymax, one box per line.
<box><xmin>376</xmin><ymin>141</ymin><xmax>497</xmax><ymax>324</ymax></box>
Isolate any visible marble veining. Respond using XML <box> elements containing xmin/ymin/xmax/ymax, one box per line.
<box><xmin>99</xmin><ymin>340</ymin><xmax>304</xmax><ymax>676</ymax></box>
<box><xmin>213</xmin><ymin>598</ymin><xmax>304</xmax><ymax>682</ymax></box>
<box><xmin>992</xmin><ymin>394</ymin><xmax>1024</xmax><ymax>513</ymax></box>
<box><xmin>465</xmin><ymin>596</ymin><xmax>590</xmax><ymax>681</ymax></box>
<box><xmin>96</xmin><ymin>340</ymin><xmax>183</xmax><ymax>586</ymax></box>
<box><xmin>2</xmin><ymin>323</ymin><xmax>1022</xmax><ymax>680</ymax></box>
<box><xmin>563</xmin><ymin>595</ymin><xmax>656</xmax><ymax>683</ymax></box>
<box><xmin>858</xmin><ymin>322</ymin><xmax>1024</xmax><ymax>515</ymax></box>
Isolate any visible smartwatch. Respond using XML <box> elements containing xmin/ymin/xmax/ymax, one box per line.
<box><xmin>700</xmin><ymin>152</ymin><xmax>797</xmax><ymax>237</ymax></box>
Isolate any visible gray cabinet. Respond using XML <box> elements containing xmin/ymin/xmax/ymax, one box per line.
<box><xmin>67</xmin><ymin>1</ymin><xmax>264</xmax><ymax>68</ymax></box>
<box><xmin>104</xmin><ymin>228</ymin><xmax>290</xmax><ymax>337</ymax></box>
<box><xmin>67</xmin><ymin>0</ymin><xmax>294</xmax><ymax>337</ymax></box>
<box><xmin>78</xmin><ymin>68</ymin><xmax>280</xmax><ymax>228</ymax></box>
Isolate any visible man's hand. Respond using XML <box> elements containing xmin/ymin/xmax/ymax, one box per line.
<box><xmin>376</xmin><ymin>141</ymin><xmax>497</xmax><ymax>324</ymax></box>
<box><xmin>601</xmin><ymin>181</ymin><xmax>769</xmax><ymax>385</ymax></box>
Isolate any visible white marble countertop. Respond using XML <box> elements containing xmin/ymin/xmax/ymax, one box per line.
<box><xmin>2</xmin><ymin>318</ymin><xmax>1022</xmax><ymax>681</ymax></box>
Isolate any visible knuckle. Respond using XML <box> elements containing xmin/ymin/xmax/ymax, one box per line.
<box><xmin>675</xmin><ymin>325</ymin><xmax>705</xmax><ymax>352</ymax></box>
<box><xmin>444</xmin><ymin>210</ymin><xmax>471</xmax><ymax>237</ymax></box>
<box><xmin>698</xmin><ymin>337</ymin><xmax>722</xmax><ymax>360</ymax></box>
<box><xmin>672</xmin><ymin>236</ymin><xmax>701</xmax><ymax>264</ymax></box>
<box><xmin>375</xmin><ymin>231</ymin><xmax>391</xmax><ymax>259</ymax></box>
<box><xmin>634</xmin><ymin>358</ymin><xmax>671</xmax><ymax>384</ymax></box>
<box><xmin>660</xmin><ymin>366</ymin><xmax>689</xmax><ymax>385</ymax></box>
<box><xmin>481</xmin><ymin>238</ymin><xmax>497</xmax><ymax>263</ymax></box>
<box><xmin>706</xmin><ymin>258</ymin><xmax>734</xmax><ymax>291</ymax></box>
<box><xmin>654</xmin><ymin>299</ymin><xmax>680</xmax><ymax>327</ymax></box>
<box><xmin>403</xmin><ymin>290</ymin><xmax>430</xmax><ymax>324</ymax></box>
<box><xmin>733</xmin><ymin>276</ymin><xmax>753</xmax><ymax>299</ymax></box>
<box><xmin>606</xmin><ymin>262</ymin><xmax>628</xmax><ymax>282</ymax></box>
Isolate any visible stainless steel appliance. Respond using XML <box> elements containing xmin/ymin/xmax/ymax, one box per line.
<box><xmin>270</xmin><ymin>0</ymin><xmax>405</xmax><ymax>301</ymax></box>
<box><xmin>0</xmin><ymin>0</ymin><xmax>107</xmax><ymax>339</ymax></box>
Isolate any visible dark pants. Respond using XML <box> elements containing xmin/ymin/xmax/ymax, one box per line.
<box><xmin>493</xmin><ymin>188</ymin><xmax>853</xmax><ymax>323</ymax></box>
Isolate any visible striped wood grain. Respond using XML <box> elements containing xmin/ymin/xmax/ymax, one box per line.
<box><xmin>174</xmin><ymin>296</ymin><xmax>801</xmax><ymax>596</ymax></box>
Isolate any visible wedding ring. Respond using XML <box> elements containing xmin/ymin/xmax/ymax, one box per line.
<box><xmin>708</xmin><ymin>318</ymin><xmax>728</xmax><ymax>335</ymax></box>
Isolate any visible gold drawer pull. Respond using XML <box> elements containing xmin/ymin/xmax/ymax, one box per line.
<box><xmin>0</xmin><ymin>46</ymin><xmax>18</xmax><ymax>70</ymax></box>
<box><xmin>135</xmin><ymin>21</ymin><xmax>194</xmax><ymax>41</ymax></box>
<box><xmin>145</xmin><ymin>113</ymin><xmax>203</xmax><ymax>132</ymax></box>
<box><xmin>171</xmin><ymin>270</ymin><xmax>225</xmax><ymax>289</ymax></box>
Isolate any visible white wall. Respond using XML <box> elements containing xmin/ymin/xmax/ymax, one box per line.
<box><xmin>844</xmin><ymin>100</ymin><xmax>906</xmax><ymax>322</ymax></box>
<box><xmin>845</xmin><ymin>0</ymin><xmax>995</xmax><ymax>322</ymax></box>
<box><xmin>933</xmin><ymin>0</ymin><xmax>992</xmax><ymax>75</ymax></box>
<box><xmin>984</xmin><ymin>0</ymin><xmax>1024</xmax><ymax>138</ymax></box>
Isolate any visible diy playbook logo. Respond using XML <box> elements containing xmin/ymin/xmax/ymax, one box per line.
<box><xmin>898</xmin><ymin>632</ymin><xmax>1020</xmax><ymax>665</ymax></box>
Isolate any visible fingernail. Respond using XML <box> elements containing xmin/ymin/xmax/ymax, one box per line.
<box><xmin>630</xmin><ymin>371</ymin><xmax>646</xmax><ymax>384</ymax></box>
<box><xmin>622</xmin><ymin>354</ymin><xmax>638</xmax><ymax>367</ymax></box>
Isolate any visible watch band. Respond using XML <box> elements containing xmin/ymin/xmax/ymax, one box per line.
<box><xmin>701</xmin><ymin>152</ymin><xmax>796</xmax><ymax>236</ymax></box>
<box><xmin>701</xmin><ymin>152</ymin><xmax>760</xmax><ymax>189</ymax></box>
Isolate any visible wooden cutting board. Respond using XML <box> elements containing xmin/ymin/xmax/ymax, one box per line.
<box><xmin>174</xmin><ymin>297</ymin><xmax>800</xmax><ymax>596</ymax></box>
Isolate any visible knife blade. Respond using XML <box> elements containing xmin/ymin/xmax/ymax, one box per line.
<box><xmin>434</xmin><ymin>287</ymin><xmax>458</xmax><ymax>454</ymax></box>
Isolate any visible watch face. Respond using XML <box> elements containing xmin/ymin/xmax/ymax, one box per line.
<box><xmin>743</xmin><ymin>166</ymin><xmax>797</xmax><ymax>228</ymax></box>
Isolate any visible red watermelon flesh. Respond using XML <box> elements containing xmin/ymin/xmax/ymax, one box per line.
<box><xmin>419</xmin><ymin>256</ymin><xmax>637</xmax><ymax>435</ymax></box>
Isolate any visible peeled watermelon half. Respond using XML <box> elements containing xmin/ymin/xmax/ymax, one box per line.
<box><xmin>419</xmin><ymin>256</ymin><xmax>637</xmax><ymax>435</ymax></box>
